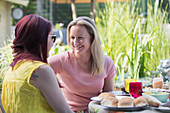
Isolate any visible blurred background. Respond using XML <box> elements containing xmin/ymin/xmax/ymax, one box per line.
<box><xmin>0</xmin><ymin>0</ymin><xmax>170</xmax><ymax>89</ymax></box>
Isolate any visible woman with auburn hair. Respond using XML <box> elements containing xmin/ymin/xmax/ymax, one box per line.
<box><xmin>1</xmin><ymin>14</ymin><xmax>73</xmax><ymax>113</ymax></box>
<box><xmin>48</xmin><ymin>16</ymin><xmax>117</xmax><ymax>112</ymax></box>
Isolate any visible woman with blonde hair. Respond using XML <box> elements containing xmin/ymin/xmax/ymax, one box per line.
<box><xmin>48</xmin><ymin>16</ymin><xmax>117</xmax><ymax>112</ymax></box>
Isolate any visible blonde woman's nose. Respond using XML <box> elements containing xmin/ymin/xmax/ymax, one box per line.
<box><xmin>74</xmin><ymin>38</ymin><xmax>79</xmax><ymax>45</ymax></box>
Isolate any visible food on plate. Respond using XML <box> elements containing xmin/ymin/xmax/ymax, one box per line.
<box><xmin>118</xmin><ymin>97</ymin><xmax>134</xmax><ymax>107</ymax></box>
<box><xmin>98</xmin><ymin>92</ymin><xmax>115</xmax><ymax>100</ymax></box>
<box><xmin>101</xmin><ymin>96</ymin><xmax>118</xmax><ymax>107</ymax></box>
<box><xmin>133</xmin><ymin>96</ymin><xmax>147</xmax><ymax>107</ymax></box>
<box><xmin>143</xmin><ymin>94</ymin><xmax>162</xmax><ymax>107</ymax></box>
<box><xmin>143</xmin><ymin>92</ymin><xmax>169</xmax><ymax>103</ymax></box>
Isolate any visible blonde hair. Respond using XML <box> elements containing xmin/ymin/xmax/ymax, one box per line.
<box><xmin>67</xmin><ymin>16</ymin><xmax>105</xmax><ymax>75</ymax></box>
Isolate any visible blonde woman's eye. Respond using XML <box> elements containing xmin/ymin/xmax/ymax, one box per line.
<box><xmin>78</xmin><ymin>37</ymin><xmax>83</xmax><ymax>39</ymax></box>
<box><xmin>71</xmin><ymin>36</ymin><xmax>75</xmax><ymax>39</ymax></box>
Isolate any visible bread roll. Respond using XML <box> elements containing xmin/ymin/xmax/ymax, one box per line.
<box><xmin>133</xmin><ymin>96</ymin><xmax>147</xmax><ymax>107</ymax></box>
<box><xmin>98</xmin><ymin>92</ymin><xmax>115</xmax><ymax>100</ymax></box>
<box><xmin>143</xmin><ymin>94</ymin><xmax>162</xmax><ymax>107</ymax></box>
<box><xmin>118</xmin><ymin>97</ymin><xmax>134</xmax><ymax>107</ymax></box>
<box><xmin>101</xmin><ymin>96</ymin><xmax>118</xmax><ymax>107</ymax></box>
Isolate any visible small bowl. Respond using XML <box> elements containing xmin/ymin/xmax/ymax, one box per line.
<box><xmin>142</xmin><ymin>92</ymin><xmax>169</xmax><ymax>103</ymax></box>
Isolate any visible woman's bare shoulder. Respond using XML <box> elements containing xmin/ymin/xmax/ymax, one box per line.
<box><xmin>34</xmin><ymin>64</ymin><xmax>55</xmax><ymax>76</ymax></box>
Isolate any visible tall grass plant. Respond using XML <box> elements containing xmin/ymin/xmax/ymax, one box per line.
<box><xmin>95</xmin><ymin>1</ymin><xmax>170</xmax><ymax>83</ymax></box>
<box><xmin>0</xmin><ymin>39</ymin><xmax>13</xmax><ymax>90</ymax></box>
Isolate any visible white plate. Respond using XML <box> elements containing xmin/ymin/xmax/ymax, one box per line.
<box><xmin>90</xmin><ymin>96</ymin><xmax>102</xmax><ymax>102</ymax></box>
<box><xmin>108</xmin><ymin>91</ymin><xmax>130</xmax><ymax>96</ymax></box>
<box><xmin>150</xmin><ymin>106</ymin><xmax>170</xmax><ymax>113</ymax></box>
<box><xmin>101</xmin><ymin>105</ymin><xmax>148</xmax><ymax>112</ymax></box>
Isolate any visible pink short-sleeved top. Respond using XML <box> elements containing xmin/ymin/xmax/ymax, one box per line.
<box><xmin>48</xmin><ymin>51</ymin><xmax>117</xmax><ymax>111</ymax></box>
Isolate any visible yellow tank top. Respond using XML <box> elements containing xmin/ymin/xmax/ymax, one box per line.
<box><xmin>1</xmin><ymin>60</ymin><xmax>55</xmax><ymax>113</ymax></box>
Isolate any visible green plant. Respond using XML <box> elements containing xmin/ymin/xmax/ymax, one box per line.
<box><xmin>49</xmin><ymin>44</ymin><xmax>71</xmax><ymax>56</ymax></box>
<box><xmin>0</xmin><ymin>39</ymin><xmax>13</xmax><ymax>91</ymax></box>
<box><xmin>95</xmin><ymin>1</ymin><xmax>170</xmax><ymax>84</ymax></box>
<box><xmin>115</xmin><ymin>18</ymin><xmax>158</xmax><ymax>82</ymax></box>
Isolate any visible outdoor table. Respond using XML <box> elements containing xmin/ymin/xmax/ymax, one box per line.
<box><xmin>88</xmin><ymin>101</ymin><xmax>162</xmax><ymax>113</ymax></box>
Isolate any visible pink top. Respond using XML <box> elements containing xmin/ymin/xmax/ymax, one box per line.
<box><xmin>48</xmin><ymin>51</ymin><xmax>117</xmax><ymax>111</ymax></box>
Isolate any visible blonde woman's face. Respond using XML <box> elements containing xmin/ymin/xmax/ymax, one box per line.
<box><xmin>70</xmin><ymin>25</ymin><xmax>91</xmax><ymax>56</ymax></box>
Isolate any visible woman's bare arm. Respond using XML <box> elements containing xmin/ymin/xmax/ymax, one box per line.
<box><xmin>30</xmin><ymin>65</ymin><xmax>73</xmax><ymax>113</ymax></box>
<box><xmin>103</xmin><ymin>78</ymin><xmax>114</xmax><ymax>92</ymax></box>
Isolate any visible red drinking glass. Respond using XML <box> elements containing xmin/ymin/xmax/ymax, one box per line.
<box><xmin>129</xmin><ymin>82</ymin><xmax>143</xmax><ymax>98</ymax></box>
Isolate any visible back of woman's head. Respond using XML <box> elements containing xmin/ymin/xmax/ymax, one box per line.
<box><xmin>11</xmin><ymin>14</ymin><xmax>52</xmax><ymax>67</ymax></box>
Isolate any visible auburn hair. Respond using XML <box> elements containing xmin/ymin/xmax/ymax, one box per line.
<box><xmin>10</xmin><ymin>14</ymin><xmax>52</xmax><ymax>68</ymax></box>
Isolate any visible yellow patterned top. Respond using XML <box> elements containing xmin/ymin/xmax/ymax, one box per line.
<box><xmin>1</xmin><ymin>60</ymin><xmax>55</xmax><ymax>113</ymax></box>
